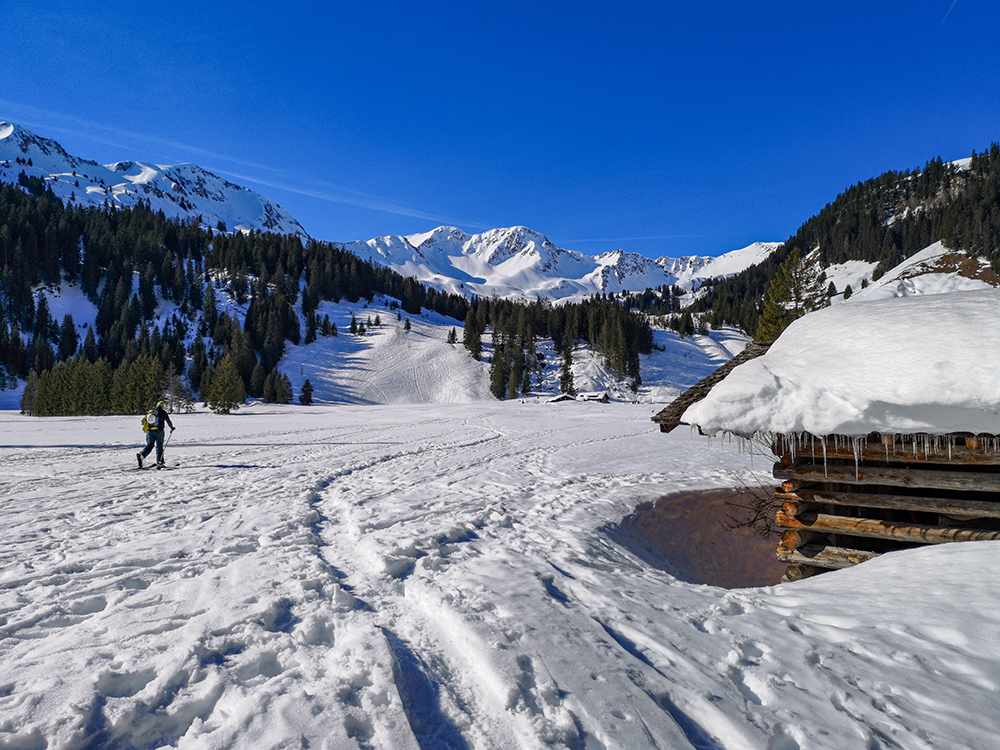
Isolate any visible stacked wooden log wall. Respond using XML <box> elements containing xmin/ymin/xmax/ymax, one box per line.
<box><xmin>772</xmin><ymin>433</ymin><xmax>1000</xmax><ymax>582</ymax></box>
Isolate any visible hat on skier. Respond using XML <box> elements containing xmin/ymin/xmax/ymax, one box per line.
<box><xmin>157</xmin><ymin>401</ymin><xmax>166</xmax><ymax>408</ymax></box>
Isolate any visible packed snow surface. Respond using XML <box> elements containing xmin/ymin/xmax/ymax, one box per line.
<box><xmin>683</xmin><ymin>288</ymin><xmax>1000</xmax><ymax>437</ymax></box>
<box><xmin>3</xmin><ymin>403</ymin><xmax>1000</xmax><ymax>749</ymax></box>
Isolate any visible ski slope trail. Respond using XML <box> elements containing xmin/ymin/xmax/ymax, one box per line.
<box><xmin>3</xmin><ymin>403</ymin><xmax>1000</xmax><ymax>749</ymax></box>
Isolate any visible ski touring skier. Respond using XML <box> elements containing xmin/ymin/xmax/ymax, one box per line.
<box><xmin>137</xmin><ymin>400</ymin><xmax>175</xmax><ymax>469</ymax></box>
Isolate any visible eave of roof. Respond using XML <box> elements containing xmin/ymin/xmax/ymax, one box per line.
<box><xmin>651</xmin><ymin>341</ymin><xmax>772</xmax><ymax>433</ymax></box>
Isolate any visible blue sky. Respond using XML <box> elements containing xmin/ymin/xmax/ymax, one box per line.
<box><xmin>2</xmin><ymin>1</ymin><xmax>997</xmax><ymax>258</ymax></box>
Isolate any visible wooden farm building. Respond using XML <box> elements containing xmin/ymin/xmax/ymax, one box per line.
<box><xmin>653</xmin><ymin>290</ymin><xmax>1000</xmax><ymax>582</ymax></box>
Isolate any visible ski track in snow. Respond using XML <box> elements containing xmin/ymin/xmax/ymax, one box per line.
<box><xmin>2</xmin><ymin>403</ymin><xmax>1000</xmax><ymax>749</ymax></box>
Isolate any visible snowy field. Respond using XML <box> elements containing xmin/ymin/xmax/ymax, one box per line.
<box><xmin>3</xmin><ymin>402</ymin><xmax>1000</xmax><ymax>749</ymax></box>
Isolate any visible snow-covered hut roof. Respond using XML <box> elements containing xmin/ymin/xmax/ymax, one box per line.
<box><xmin>651</xmin><ymin>341</ymin><xmax>771</xmax><ymax>432</ymax></box>
<box><xmin>677</xmin><ymin>289</ymin><xmax>1000</xmax><ymax>438</ymax></box>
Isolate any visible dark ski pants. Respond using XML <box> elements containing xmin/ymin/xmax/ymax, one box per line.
<box><xmin>140</xmin><ymin>429</ymin><xmax>165</xmax><ymax>463</ymax></box>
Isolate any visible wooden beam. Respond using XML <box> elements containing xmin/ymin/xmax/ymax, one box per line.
<box><xmin>781</xmin><ymin>564</ymin><xmax>825</xmax><ymax>582</ymax></box>
<box><xmin>772</xmin><ymin>438</ymin><xmax>1000</xmax><ymax>466</ymax></box>
<box><xmin>774</xmin><ymin>464</ymin><xmax>1000</xmax><ymax>493</ymax></box>
<box><xmin>776</xmin><ymin>543</ymin><xmax>879</xmax><ymax>569</ymax></box>
<box><xmin>776</xmin><ymin>510</ymin><xmax>1000</xmax><ymax>544</ymax></box>
<box><xmin>777</xmin><ymin>498</ymin><xmax>823</xmax><ymax>517</ymax></box>
<box><xmin>779</xmin><ymin>529</ymin><xmax>826</xmax><ymax>549</ymax></box>
<box><xmin>777</xmin><ymin>488</ymin><xmax>1000</xmax><ymax>519</ymax></box>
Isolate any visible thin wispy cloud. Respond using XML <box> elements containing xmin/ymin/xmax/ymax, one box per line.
<box><xmin>218</xmin><ymin>169</ymin><xmax>492</xmax><ymax>230</ymax></box>
<box><xmin>565</xmin><ymin>235</ymin><xmax>702</xmax><ymax>243</ymax></box>
<box><xmin>934</xmin><ymin>0</ymin><xmax>959</xmax><ymax>36</ymax></box>
<box><xmin>0</xmin><ymin>100</ymin><xmax>491</xmax><ymax>229</ymax></box>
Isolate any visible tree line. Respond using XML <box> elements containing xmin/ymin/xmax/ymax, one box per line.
<box><xmin>0</xmin><ymin>180</ymin><xmax>471</xmax><ymax>413</ymax></box>
<box><xmin>1</xmin><ymin>179</ymin><xmax>654</xmax><ymax>412</ymax></box>
<box><xmin>691</xmin><ymin>144</ymin><xmax>1000</xmax><ymax>334</ymax></box>
<box><xmin>461</xmin><ymin>296</ymin><xmax>653</xmax><ymax>398</ymax></box>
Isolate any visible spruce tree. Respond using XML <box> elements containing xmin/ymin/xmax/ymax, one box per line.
<box><xmin>250</xmin><ymin>361</ymin><xmax>266</xmax><ymax>398</ymax></box>
<box><xmin>560</xmin><ymin>346</ymin><xmax>576</xmax><ymax>396</ymax></box>
<box><xmin>200</xmin><ymin>362</ymin><xmax>214</xmax><ymax>405</ymax></box>
<box><xmin>754</xmin><ymin>247</ymin><xmax>829</xmax><ymax>342</ymax></box>
<box><xmin>20</xmin><ymin>370</ymin><xmax>39</xmax><ymax>415</ymax></box>
<box><xmin>188</xmin><ymin>336</ymin><xmax>208</xmax><ymax>393</ymax></box>
<box><xmin>463</xmin><ymin>309</ymin><xmax>482</xmax><ymax>360</ymax></box>
<box><xmin>299</xmin><ymin>378</ymin><xmax>314</xmax><ymax>405</ymax></box>
<box><xmin>82</xmin><ymin>326</ymin><xmax>98</xmax><ymax>363</ymax></box>
<box><xmin>58</xmin><ymin>314</ymin><xmax>78</xmax><ymax>360</ymax></box>
<box><xmin>677</xmin><ymin>310</ymin><xmax>694</xmax><ymax>339</ymax></box>
<box><xmin>263</xmin><ymin>370</ymin><xmax>278</xmax><ymax>403</ymax></box>
<box><xmin>207</xmin><ymin>354</ymin><xmax>245</xmax><ymax>414</ymax></box>
<box><xmin>304</xmin><ymin>310</ymin><xmax>318</xmax><ymax>344</ymax></box>
<box><xmin>276</xmin><ymin>373</ymin><xmax>293</xmax><ymax>404</ymax></box>
<box><xmin>507</xmin><ymin>344</ymin><xmax>524</xmax><ymax>400</ymax></box>
<box><xmin>489</xmin><ymin>333</ymin><xmax>508</xmax><ymax>399</ymax></box>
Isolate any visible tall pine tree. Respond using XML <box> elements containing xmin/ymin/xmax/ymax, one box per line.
<box><xmin>754</xmin><ymin>247</ymin><xmax>830</xmax><ymax>342</ymax></box>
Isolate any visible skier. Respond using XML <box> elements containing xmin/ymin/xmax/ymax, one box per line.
<box><xmin>137</xmin><ymin>400</ymin><xmax>175</xmax><ymax>469</ymax></box>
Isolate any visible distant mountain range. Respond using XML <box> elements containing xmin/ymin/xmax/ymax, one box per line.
<box><xmin>345</xmin><ymin>226</ymin><xmax>780</xmax><ymax>302</ymax></box>
<box><xmin>0</xmin><ymin>121</ymin><xmax>307</xmax><ymax>239</ymax></box>
<box><xmin>0</xmin><ymin>120</ymin><xmax>779</xmax><ymax>301</ymax></box>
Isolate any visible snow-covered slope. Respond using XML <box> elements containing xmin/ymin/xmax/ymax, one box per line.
<box><xmin>281</xmin><ymin>304</ymin><xmax>494</xmax><ymax>405</ymax></box>
<box><xmin>2</xmin><ymin>403</ymin><xmax>999</xmax><ymax>749</ymax></box>
<box><xmin>851</xmin><ymin>240</ymin><xmax>1000</xmax><ymax>301</ymax></box>
<box><xmin>0</xmin><ymin>121</ymin><xmax>307</xmax><ymax>238</ymax></box>
<box><xmin>346</xmin><ymin>226</ymin><xmax>780</xmax><ymax>302</ymax></box>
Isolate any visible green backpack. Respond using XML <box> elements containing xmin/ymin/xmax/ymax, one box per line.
<box><xmin>141</xmin><ymin>411</ymin><xmax>157</xmax><ymax>432</ymax></box>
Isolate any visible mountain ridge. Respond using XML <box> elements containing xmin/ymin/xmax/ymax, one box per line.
<box><xmin>345</xmin><ymin>225</ymin><xmax>780</xmax><ymax>302</ymax></box>
<box><xmin>0</xmin><ymin>120</ymin><xmax>779</xmax><ymax>303</ymax></box>
<box><xmin>0</xmin><ymin>121</ymin><xmax>308</xmax><ymax>239</ymax></box>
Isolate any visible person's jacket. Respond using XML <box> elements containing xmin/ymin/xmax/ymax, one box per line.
<box><xmin>153</xmin><ymin>407</ymin><xmax>174</xmax><ymax>431</ymax></box>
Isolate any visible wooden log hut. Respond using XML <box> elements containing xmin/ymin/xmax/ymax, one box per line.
<box><xmin>652</xmin><ymin>290</ymin><xmax>1000</xmax><ymax>583</ymax></box>
<box><xmin>769</xmin><ymin>432</ymin><xmax>1000</xmax><ymax>581</ymax></box>
<box><xmin>656</xmin><ymin>420</ymin><xmax>1000</xmax><ymax>583</ymax></box>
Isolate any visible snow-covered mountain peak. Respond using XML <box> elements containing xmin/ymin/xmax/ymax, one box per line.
<box><xmin>0</xmin><ymin>121</ymin><xmax>308</xmax><ymax>239</ymax></box>
<box><xmin>0</xmin><ymin>120</ymin><xmax>95</xmax><ymax>173</ymax></box>
<box><xmin>471</xmin><ymin>225</ymin><xmax>557</xmax><ymax>266</ymax></box>
<box><xmin>346</xmin><ymin>228</ymin><xmax>779</xmax><ymax>302</ymax></box>
<box><xmin>407</xmin><ymin>226</ymin><xmax>468</xmax><ymax>250</ymax></box>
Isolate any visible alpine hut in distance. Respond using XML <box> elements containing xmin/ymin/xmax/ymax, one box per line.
<box><xmin>653</xmin><ymin>288</ymin><xmax>1000</xmax><ymax>582</ymax></box>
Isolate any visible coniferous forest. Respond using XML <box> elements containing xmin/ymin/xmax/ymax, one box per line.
<box><xmin>5</xmin><ymin>143</ymin><xmax>997</xmax><ymax>414</ymax></box>
<box><xmin>692</xmin><ymin>144</ymin><xmax>1000</xmax><ymax>335</ymax></box>
<box><xmin>0</xmin><ymin>177</ymin><xmax>653</xmax><ymax>413</ymax></box>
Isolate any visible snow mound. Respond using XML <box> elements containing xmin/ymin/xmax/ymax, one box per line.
<box><xmin>682</xmin><ymin>288</ymin><xmax>1000</xmax><ymax>436</ymax></box>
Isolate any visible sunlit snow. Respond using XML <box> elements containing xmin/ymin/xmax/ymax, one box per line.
<box><xmin>3</xmin><ymin>403</ymin><xmax>999</xmax><ymax>749</ymax></box>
